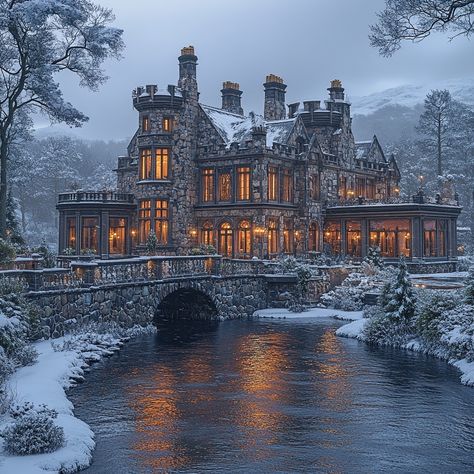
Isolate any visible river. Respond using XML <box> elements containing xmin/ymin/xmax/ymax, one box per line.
<box><xmin>69</xmin><ymin>317</ymin><xmax>474</xmax><ymax>473</ymax></box>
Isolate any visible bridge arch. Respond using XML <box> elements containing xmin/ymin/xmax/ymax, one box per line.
<box><xmin>155</xmin><ymin>287</ymin><xmax>219</xmax><ymax>323</ymax></box>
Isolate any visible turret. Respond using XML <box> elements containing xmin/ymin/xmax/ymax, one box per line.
<box><xmin>264</xmin><ymin>74</ymin><xmax>286</xmax><ymax>121</ymax></box>
<box><xmin>221</xmin><ymin>81</ymin><xmax>243</xmax><ymax>115</ymax></box>
<box><xmin>327</xmin><ymin>79</ymin><xmax>345</xmax><ymax>101</ymax></box>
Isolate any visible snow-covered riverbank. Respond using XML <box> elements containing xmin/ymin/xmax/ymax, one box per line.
<box><xmin>0</xmin><ymin>327</ymin><xmax>156</xmax><ymax>474</ymax></box>
<box><xmin>254</xmin><ymin>306</ymin><xmax>364</xmax><ymax>321</ymax></box>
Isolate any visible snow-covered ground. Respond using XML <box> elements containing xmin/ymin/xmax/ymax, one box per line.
<box><xmin>254</xmin><ymin>307</ymin><xmax>364</xmax><ymax>321</ymax></box>
<box><xmin>0</xmin><ymin>328</ymin><xmax>155</xmax><ymax>474</ymax></box>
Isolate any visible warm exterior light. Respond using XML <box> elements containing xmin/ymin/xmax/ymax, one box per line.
<box><xmin>254</xmin><ymin>226</ymin><xmax>266</xmax><ymax>237</ymax></box>
<box><xmin>189</xmin><ymin>228</ymin><xmax>198</xmax><ymax>237</ymax></box>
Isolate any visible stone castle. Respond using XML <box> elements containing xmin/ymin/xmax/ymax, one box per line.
<box><xmin>57</xmin><ymin>46</ymin><xmax>460</xmax><ymax>262</ymax></box>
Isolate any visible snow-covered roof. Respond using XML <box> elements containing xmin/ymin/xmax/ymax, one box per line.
<box><xmin>200</xmin><ymin>105</ymin><xmax>296</xmax><ymax>147</ymax></box>
<box><xmin>355</xmin><ymin>141</ymin><xmax>372</xmax><ymax>159</ymax></box>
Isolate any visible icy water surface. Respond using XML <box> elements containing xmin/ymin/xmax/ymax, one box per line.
<box><xmin>70</xmin><ymin>318</ymin><xmax>474</xmax><ymax>473</ymax></box>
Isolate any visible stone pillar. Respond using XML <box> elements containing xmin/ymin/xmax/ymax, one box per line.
<box><xmin>221</xmin><ymin>81</ymin><xmax>243</xmax><ymax>115</ymax></box>
<box><xmin>263</xmin><ymin>74</ymin><xmax>286</xmax><ymax>121</ymax></box>
<box><xmin>411</xmin><ymin>217</ymin><xmax>422</xmax><ymax>259</ymax></box>
<box><xmin>101</xmin><ymin>211</ymin><xmax>109</xmax><ymax>259</ymax></box>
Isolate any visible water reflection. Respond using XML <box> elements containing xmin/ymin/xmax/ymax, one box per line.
<box><xmin>72</xmin><ymin>319</ymin><xmax>474</xmax><ymax>474</ymax></box>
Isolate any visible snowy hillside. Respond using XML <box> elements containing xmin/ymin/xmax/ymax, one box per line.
<box><xmin>352</xmin><ymin>78</ymin><xmax>474</xmax><ymax>116</ymax></box>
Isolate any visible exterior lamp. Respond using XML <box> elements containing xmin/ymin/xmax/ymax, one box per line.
<box><xmin>254</xmin><ymin>226</ymin><xmax>265</xmax><ymax>237</ymax></box>
<box><xmin>131</xmin><ymin>228</ymin><xmax>137</xmax><ymax>237</ymax></box>
<box><xmin>189</xmin><ymin>227</ymin><xmax>198</xmax><ymax>238</ymax></box>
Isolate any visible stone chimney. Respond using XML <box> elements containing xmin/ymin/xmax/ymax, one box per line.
<box><xmin>264</xmin><ymin>74</ymin><xmax>287</xmax><ymax>121</ymax></box>
<box><xmin>328</xmin><ymin>79</ymin><xmax>345</xmax><ymax>101</ymax></box>
<box><xmin>221</xmin><ymin>81</ymin><xmax>243</xmax><ymax>115</ymax></box>
<box><xmin>178</xmin><ymin>46</ymin><xmax>198</xmax><ymax>99</ymax></box>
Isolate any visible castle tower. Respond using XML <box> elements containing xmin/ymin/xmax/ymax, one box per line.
<box><xmin>264</xmin><ymin>74</ymin><xmax>287</xmax><ymax>121</ymax></box>
<box><xmin>221</xmin><ymin>81</ymin><xmax>243</xmax><ymax>115</ymax></box>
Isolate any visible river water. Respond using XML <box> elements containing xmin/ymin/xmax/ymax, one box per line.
<box><xmin>70</xmin><ymin>318</ymin><xmax>474</xmax><ymax>474</ymax></box>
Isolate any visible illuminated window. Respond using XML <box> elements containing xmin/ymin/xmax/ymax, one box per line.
<box><xmin>346</xmin><ymin>221</ymin><xmax>361</xmax><ymax>257</ymax></box>
<box><xmin>162</xmin><ymin>117</ymin><xmax>172</xmax><ymax>132</ymax></box>
<box><xmin>142</xmin><ymin>116</ymin><xmax>150</xmax><ymax>132</ymax></box>
<box><xmin>218</xmin><ymin>171</ymin><xmax>232</xmax><ymax>201</ymax></box>
<box><xmin>309</xmin><ymin>222</ymin><xmax>319</xmax><ymax>252</ymax></box>
<box><xmin>369</xmin><ymin>219</ymin><xmax>410</xmax><ymax>257</ymax></box>
<box><xmin>219</xmin><ymin>222</ymin><xmax>233</xmax><ymax>256</ymax></box>
<box><xmin>109</xmin><ymin>217</ymin><xmax>126</xmax><ymax>255</ymax></box>
<box><xmin>282</xmin><ymin>169</ymin><xmax>293</xmax><ymax>202</ymax></box>
<box><xmin>154</xmin><ymin>148</ymin><xmax>169</xmax><ymax>180</ymax></box>
<box><xmin>139</xmin><ymin>200</ymin><xmax>151</xmax><ymax>244</ymax></box>
<box><xmin>283</xmin><ymin>220</ymin><xmax>294</xmax><ymax>253</ymax></box>
<box><xmin>139</xmin><ymin>149</ymin><xmax>152</xmax><ymax>180</ymax></box>
<box><xmin>268</xmin><ymin>219</ymin><xmax>279</xmax><ymax>255</ymax></box>
<box><xmin>237</xmin><ymin>220</ymin><xmax>251</xmax><ymax>256</ymax></box>
<box><xmin>237</xmin><ymin>166</ymin><xmax>250</xmax><ymax>201</ymax></box>
<box><xmin>154</xmin><ymin>200</ymin><xmax>169</xmax><ymax>244</ymax></box>
<box><xmin>66</xmin><ymin>217</ymin><xmax>76</xmax><ymax>250</ymax></box>
<box><xmin>339</xmin><ymin>176</ymin><xmax>347</xmax><ymax>199</ymax></box>
<box><xmin>201</xmin><ymin>221</ymin><xmax>214</xmax><ymax>246</ymax></box>
<box><xmin>324</xmin><ymin>222</ymin><xmax>341</xmax><ymax>255</ymax></box>
<box><xmin>202</xmin><ymin>168</ymin><xmax>214</xmax><ymax>202</ymax></box>
<box><xmin>268</xmin><ymin>166</ymin><xmax>278</xmax><ymax>201</ymax></box>
<box><xmin>81</xmin><ymin>217</ymin><xmax>99</xmax><ymax>253</ymax></box>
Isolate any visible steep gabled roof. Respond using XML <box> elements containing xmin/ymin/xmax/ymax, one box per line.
<box><xmin>355</xmin><ymin>135</ymin><xmax>386</xmax><ymax>162</ymax></box>
<box><xmin>200</xmin><ymin>104</ymin><xmax>297</xmax><ymax>147</ymax></box>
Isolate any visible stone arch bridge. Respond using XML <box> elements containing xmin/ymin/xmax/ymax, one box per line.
<box><xmin>3</xmin><ymin>256</ymin><xmax>347</xmax><ymax>338</ymax></box>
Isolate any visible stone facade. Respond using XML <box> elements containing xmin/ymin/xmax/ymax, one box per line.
<box><xmin>57</xmin><ymin>46</ymin><xmax>460</xmax><ymax>262</ymax></box>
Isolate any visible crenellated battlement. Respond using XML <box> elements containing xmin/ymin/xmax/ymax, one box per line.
<box><xmin>132</xmin><ymin>84</ymin><xmax>183</xmax><ymax>111</ymax></box>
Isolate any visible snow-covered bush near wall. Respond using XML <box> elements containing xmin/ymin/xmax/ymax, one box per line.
<box><xmin>320</xmin><ymin>265</ymin><xmax>395</xmax><ymax>311</ymax></box>
<box><xmin>2</xmin><ymin>403</ymin><xmax>64</xmax><ymax>455</ymax></box>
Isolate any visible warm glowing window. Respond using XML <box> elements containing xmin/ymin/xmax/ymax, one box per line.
<box><xmin>346</xmin><ymin>221</ymin><xmax>362</xmax><ymax>257</ymax></box>
<box><xmin>162</xmin><ymin>117</ymin><xmax>172</xmax><ymax>132</ymax></box>
<box><xmin>283</xmin><ymin>220</ymin><xmax>294</xmax><ymax>253</ymax></box>
<box><xmin>66</xmin><ymin>217</ymin><xmax>76</xmax><ymax>250</ymax></box>
<box><xmin>201</xmin><ymin>221</ymin><xmax>214</xmax><ymax>246</ymax></box>
<box><xmin>218</xmin><ymin>171</ymin><xmax>232</xmax><ymax>201</ymax></box>
<box><xmin>109</xmin><ymin>217</ymin><xmax>126</xmax><ymax>255</ymax></box>
<box><xmin>282</xmin><ymin>169</ymin><xmax>293</xmax><ymax>202</ymax></box>
<box><xmin>309</xmin><ymin>222</ymin><xmax>319</xmax><ymax>252</ymax></box>
<box><xmin>324</xmin><ymin>222</ymin><xmax>341</xmax><ymax>255</ymax></box>
<box><xmin>369</xmin><ymin>219</ymin><xmax>410</xmax><ymax>258</ymax></box>
<box><xmin>202</xmin><ymin>168</ymin><xmax>214</xmax><ymax>202</ymax></box>
<box><xmin>139</xmin><ymin>200</ymin><xmax>151</xmax><ymax>244</ymax></box>
<box><xmin>268</xmin><ymin>166</ymin><xmax>278</xmax><ymax>201</ymax></box>
<box><xmin>139</xmin><ymin>149</ymin><xmax>152</xmax><ymax>180</ymax></box>
<box><xmin>219</xmin><ymin>222</ymin><xmax>233</xmax><ymax>256</ymax></box>
<box><xmin>81</xmin><ymin>217</ymin><xmax>99</xmax><ymax>253</ymax></box>
<box><xmin>237</xmin><ymin>220</ymin><xmax>251</xmax><ymax>256</ymax></box>
<box><xmin>154</xmin><ymin>148</ymin><xmax>169</xmax><ymax>180</ymax></box>
<box><xmin>237</xmin><ymin>166</ymin><xmax>250</xmax><ymax>201</ymax></box>
<box><xmin>268</xmin><ymin>219</ymin><xmax>279</xmax><ymax>255</ymax></box>
<box><xmin>142</xmin><ymin>116</ymin><xmax>150</xmax><ymax>132</ymax></box>
<box><xmin>155</xmin><ymin>200</ymin><xmax>169</xmax><ymax>244</ymax></box>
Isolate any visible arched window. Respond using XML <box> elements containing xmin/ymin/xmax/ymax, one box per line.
<box><xmin>309</xmin><ymin>222</ymin><xmax>319</xmax><ymax>252</ymax></box>
<box><xmin>201</xmin><ymin>221</ymin><xmax>214</xmax><ymax>246</ymax></box>
<box><xmin>219</xmin><ymin>222</ymin><xmax>233</xmax><ymax>257</ymax></box>
<box><xmin>237</xmin><ymin>220</ymin><xmax>251</xmax><ymax>257</ymax></box>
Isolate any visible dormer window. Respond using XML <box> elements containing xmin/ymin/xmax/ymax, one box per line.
<box><xmin>142</xmin><ymin>116</ymin><xmax>150</xmax><ymax>132</ymax></box>
<box><xmin>162</xmin><ymin>117</ymin><xmax>172</xmax><ymax>132</ymax></box>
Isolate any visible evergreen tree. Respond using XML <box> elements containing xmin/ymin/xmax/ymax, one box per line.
<box><xmin>146</xmin><ymin>230</ymin><xmax>158</xmax><ymax>255</ymax></box>
<box><xmin>383</xmin><ymin>257</ymin><xmax>415</xmax><ymax>324</ymax></box>
<box><xmin>6</xmin><ymin>190</ymin><xmax>24</xmax><ymax>246</ymax></box>
<box><xmin>464</xmin><ymin>266</ymin><xmax>474</xmax><ymax>305</ymax></box>
<box><xmin>365</xmin><ymin>246</ymin><xmax>383</xmax><ymax>269</ymax></box>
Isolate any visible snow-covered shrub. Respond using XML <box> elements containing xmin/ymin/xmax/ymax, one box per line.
<box><xmin>145</xmin><ymin>230</ymin><xmax>158</xmax><ymax>255</ymax></box>
<box><xmin>189</xmin><ymin>244</ymin><xmax>217</xmax><ymax>255</ymax></box>
<box><xmin>416</xmin><ymin>290</ymin><xmax>462</xmax><ymax>344</ymax></box>
<box><xmin>464</xmin><ymin>267</ymin><xmax>474</xmax><ymax>305</ymax></box>
<box><xmin>2</xmin><ymin>404</ymin><xmax>64</xmax><ymax>455</ymax></box>
<box><xmin>458</xmin><ymin>255</ymin><xmax>474</xmax><ymax>272</ymax></box>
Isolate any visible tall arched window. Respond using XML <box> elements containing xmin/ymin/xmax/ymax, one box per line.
<box><xmin>309</xmin><ymin>222</ymin><xmax>319</xmax><ymax>252</ymax></box>
<box><xmin>219</xmin><ymin>222</ymin><xmax>233</xmax><ymax>257</ymax></box>
<box><xmin>201</xmin><ymin>221</ymin><xmax>214</xmax><ymax>246</ymax></box>
<box><xmin>268</xmin><ymin>219</ymin><xmax>279</xmax><ymax>256</ymax></box>
<box><xmin>237</xmin><ymin>220</ymin><xmax>251</xmax><ymax>257</ymax></box>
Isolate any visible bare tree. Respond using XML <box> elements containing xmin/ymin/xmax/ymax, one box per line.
<box><xmin>370</xmin><ymin>0</ymin><xmax>474</xmax><ymax>56</ymax></box>
<box><xmin>0</xmin><ymin>0</ymin><xmax>124</xmax><ymax>238</ymax></box>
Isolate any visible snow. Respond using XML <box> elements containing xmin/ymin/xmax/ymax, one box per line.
<box><xmin>0</xmin><ymin>340</ymin><xmax>95</xmax><ymax>474</ymax></box>
<box><xmin>254</xmin><ymin>307</ymin><xmax>363</xmax><ymax>321</ymax></box>
<box><xmin>335</xmin><ymin>318</ymin><xmax>368</xmax><ymax>339</ymax></box>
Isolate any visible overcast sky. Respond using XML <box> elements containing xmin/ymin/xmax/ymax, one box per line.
<box><xmin>47</xmin><ymin>0</ymin><xmax>474</xmax><ymax>141</ymax></box>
